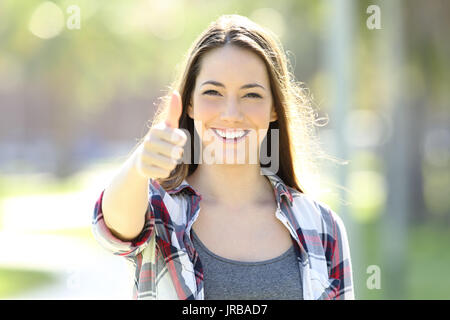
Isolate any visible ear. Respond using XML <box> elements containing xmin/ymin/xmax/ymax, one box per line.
<box><xmin>269</xmin><ymin>105</ymin><xmax>278</xmax><ymax>122</ymax></box>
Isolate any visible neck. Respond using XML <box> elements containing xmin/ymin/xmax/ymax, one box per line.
<box><xmin>186</xmin><ymin>163</ymin><xmax>275</xmax><ymax>207</ymax></box>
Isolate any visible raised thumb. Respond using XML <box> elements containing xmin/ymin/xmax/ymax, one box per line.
<box><xmin>165</xmin><ymin>90</ymin><xmax>182</xmax><ymax>128</ymax></box>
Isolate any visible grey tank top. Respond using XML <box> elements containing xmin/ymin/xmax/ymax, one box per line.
<box><xmin>191</xmin><ymin>229</ymin><xmax>303</xmax><ymax>300</ymax></box>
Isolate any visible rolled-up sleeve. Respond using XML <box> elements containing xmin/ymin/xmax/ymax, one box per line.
<box><xmin>91</xmin><ymin>189</ymin><xmax>155</xmax><ymax>258</ymax></box>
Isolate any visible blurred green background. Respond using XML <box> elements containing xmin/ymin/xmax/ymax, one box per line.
<box><xmin>0</xmin><ymin>0</ymin><xmax>449</xmax><ymax>299</ymax></box>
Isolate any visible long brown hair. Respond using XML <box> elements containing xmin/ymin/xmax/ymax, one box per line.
<box><xmin>141</xmin><ymin>14</ymin><xmax>328</xmax><ymax>194</ymax></box>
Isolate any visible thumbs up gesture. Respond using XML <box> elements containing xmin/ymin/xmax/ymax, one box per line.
<box><xmin>135</xmin><ymin>90</ymin><xmax>188</xmax><ymax>180</ymax></box>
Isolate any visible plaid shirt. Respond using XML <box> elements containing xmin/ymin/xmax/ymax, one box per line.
<box><xmin>92</xmin><ymin>169</ymin><xmax>354</xmax><ymax>300</ymax></box>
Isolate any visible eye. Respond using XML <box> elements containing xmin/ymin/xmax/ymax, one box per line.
<box><xmin>244</xmin><ymin>92</ymin><xmax>262</xmax><ymax>99</ymax></box>
<box><xmin>203</xmin><ymin>90</ymin><xmax>222</xmax><ymax>96</ymax></box>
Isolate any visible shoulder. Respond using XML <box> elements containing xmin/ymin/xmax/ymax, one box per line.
<box><xmin>287</xmin><ymin>187</ymin><xmax>352</xmax><ymax>272</ymax></box>
<box><xmin>287</xmin><ymin>187</ymin><xmax>344</xmax><ymax>240</ymax></box>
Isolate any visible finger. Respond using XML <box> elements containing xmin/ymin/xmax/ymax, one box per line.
<box><xmin>152</xmin><ymin>126</ymin><xmax>187</xmax><ymax>146</ymax></box>
<box><xmin>144</xmin><ymin>138</ymin><xmax>184</xmax><ymax>158</ymax></box>
<box><xmin>141</xmin><ymin>150</ymin><xmax>177</xmax><ymax>171</ymax></box>
<box><xmin>165</xmin><ymin>90</ymin><xmax>183</xmax><ymax>128</ymax></box>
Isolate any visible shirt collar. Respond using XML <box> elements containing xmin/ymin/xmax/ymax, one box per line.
<box><xmin>167</xmin><ymin>180</ymin><xmax>202</xmax><ymax>198</ymax></box>
<box><xmin>166</xmin><ymin>167</ymin><xmax>293</xmax><ymax>207</ymax></box>
<box><xmin>260</xmin><ymin>167</ymin><xmax>294</xmax><ymax>206</ymax></box>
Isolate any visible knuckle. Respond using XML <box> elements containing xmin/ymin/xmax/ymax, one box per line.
<box><xmin>174</xmin><ymin>130</ymin><xmax>188</xmax><ymax>145</ymax></box>
<box><xmin>143</xmin><ymin>138</ymin><xmax>155</xmax><ymax>151</ymax></box>
<box><xmin>170</xmin><ymin>147</ymin><xmax>181</xmax><ymax>159</ymax></box>
<box><xmin>140</xmin><ymin>151</ymin><xmax>154</xmax><ymax>163</ymax></box>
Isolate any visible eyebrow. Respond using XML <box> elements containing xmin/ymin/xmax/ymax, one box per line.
<box><xmin>201</xmin><ymin>80</ymin><xmax>266</xmax><ymax>90</ymax></box>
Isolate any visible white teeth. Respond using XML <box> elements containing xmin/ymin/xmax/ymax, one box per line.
<box><xmin>215</xmin><ymin>129</ymin><xmax>246</xmax><ymax>139</ymax></box>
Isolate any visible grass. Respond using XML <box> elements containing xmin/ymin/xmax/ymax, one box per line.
<box><xmin>0</xmin><ymin>162</ymin><xmax>117</xmax><ymax>298</ymax></box>
<box><xmin>353</xmin><ymin>218</ymin><xmax>450</xmax><ymax>299</ymax></box>
<box><xmin>0</xmin><ymin>159</ymin><xmax>120</xmax><ymax>199</ymax></box>
<box><xmin>0</xmin><ymin>173</ymin><xmax>83</xmax><ymax>199</ymax></box>
<box><xmin>0</xmin><ymin>268</ymin><xmax>58</xmax><ymax>299</ymax></box>
<box><xmin>0</xmin><ymin>226</ymin><xmax>95</xmax><ymax>299</ymax></box>
<box><xmin>406</xmin><ymin>221</ymin><xmax>450</xmax><ymax>299</ymax></box>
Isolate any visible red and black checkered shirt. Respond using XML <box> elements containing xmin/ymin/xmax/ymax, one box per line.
<box><xmin>92</xmin><ymin>169</ymin><xmax>354</xmax><ymax>299</ymax></box>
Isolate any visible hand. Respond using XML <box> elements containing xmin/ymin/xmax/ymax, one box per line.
<box><xmin>135</xmin><ymin>90</ymin><xmax>188</xmax><ymax>179</ymax></box>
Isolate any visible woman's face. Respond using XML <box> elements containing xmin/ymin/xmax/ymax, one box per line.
<box><xmin>187</xmin><ymin>45</ymin><xmax>278</xmax><ymax>165</ymax></box>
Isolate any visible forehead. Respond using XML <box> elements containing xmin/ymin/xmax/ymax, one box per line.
<box><xmin>197</xmin><ymin>45</ymin><xmax>270</xmax><ymax>87</ymax></box>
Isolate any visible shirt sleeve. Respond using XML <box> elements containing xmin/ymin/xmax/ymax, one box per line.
<box><xmin>328</xmin><ymin>209</ymin><xmax>355</xmax><ymax>299</ymax></box>
<box><xmin>91</xmin><ymin>188</ymin><xmax>155</xmax><ymax>258</ymax></box>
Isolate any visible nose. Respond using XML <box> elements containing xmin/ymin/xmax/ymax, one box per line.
<box><xmin>220</xmin><ymin>98</ymin><xmax>244</xmax><ymax>122</ymax></box>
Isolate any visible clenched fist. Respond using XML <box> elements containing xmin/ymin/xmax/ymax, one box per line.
<box><xmin>135</xmin><ymin>90</ymin><xmax>188</xmax><ymax>179</ymax></box>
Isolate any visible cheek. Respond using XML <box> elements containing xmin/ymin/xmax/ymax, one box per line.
<box><xmin>244</xmin><ymin>103</ymin><xmax>272</xmax><ymax>126</ymax></box>
<box><xmin>191</xmin><ymin>102</ymin><xmax>216</xmax><ymax>140</ymax></box>
<box><xmin>191</xmin><ymin>98</ymin><xmax>219</xmax><ymax>123</ymax></box>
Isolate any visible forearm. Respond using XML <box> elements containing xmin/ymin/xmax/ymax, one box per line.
<box><xmin>102</xmin><ymin>146</ymin><xmax>150</xmax><ymax>241</ymax></box>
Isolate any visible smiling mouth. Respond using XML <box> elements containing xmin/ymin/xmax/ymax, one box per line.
<box><xmin>211</xmin><ymin>128</ymin><xmax>250</xmax><ymax>143</ymax></box>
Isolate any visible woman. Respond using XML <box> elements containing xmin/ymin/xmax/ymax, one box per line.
<box><xmin>92</xmin><ymin>14</ymin><xmax>354</xmax><ymax>300</ymax></box>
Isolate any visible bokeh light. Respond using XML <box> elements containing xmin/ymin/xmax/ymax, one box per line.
<box><xmin>28</xmin><ymin>2</ymin><xmax>64</xmax><ymax>39</ymax></box>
